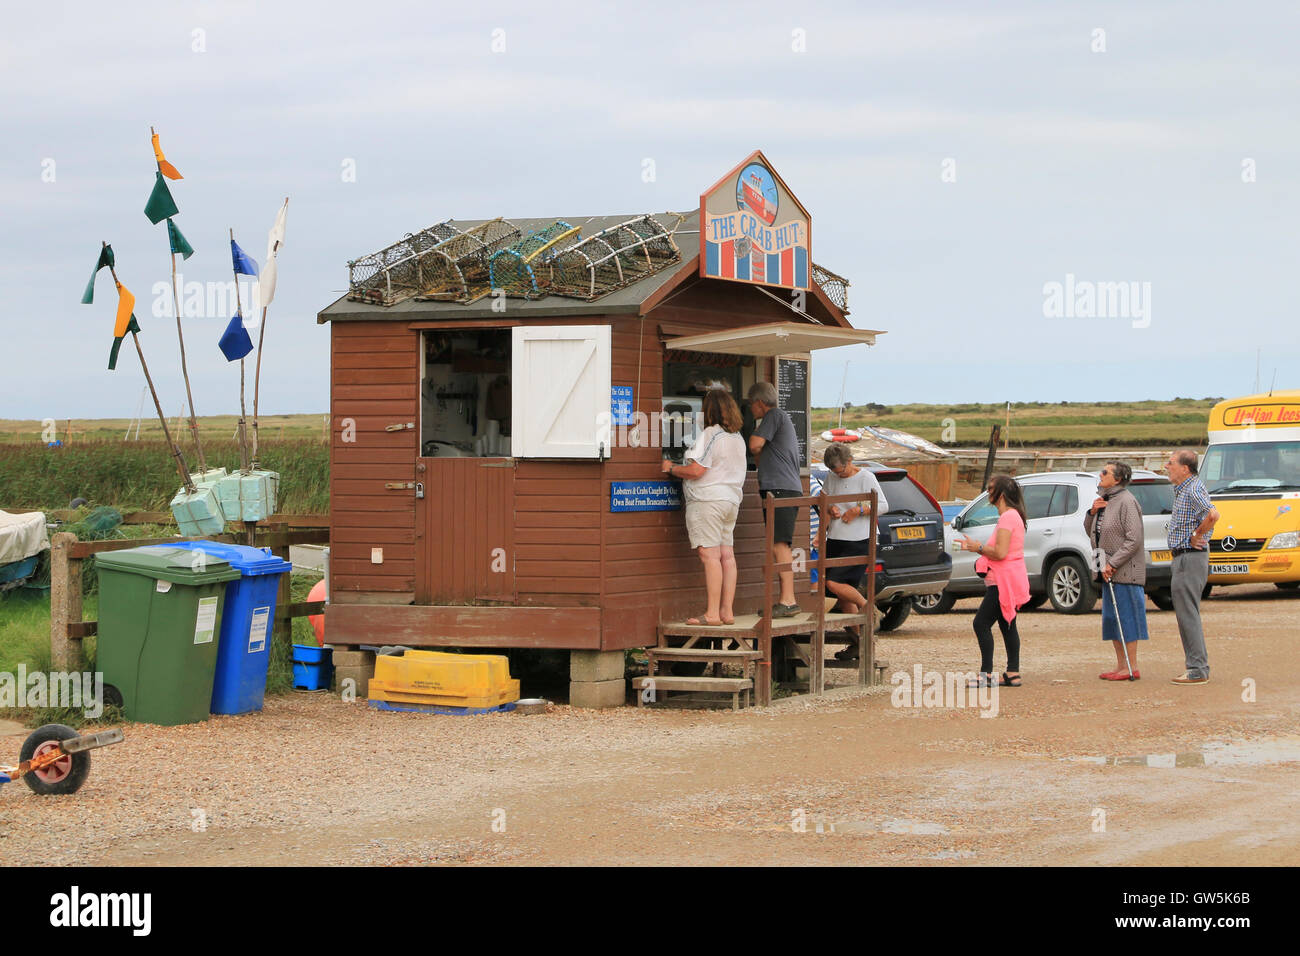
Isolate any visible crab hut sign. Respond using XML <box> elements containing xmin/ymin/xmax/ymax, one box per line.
<box><xmin>701</xmin><ymin>150</ymin><xmax>810</xmax><ymax>291</ymax></box>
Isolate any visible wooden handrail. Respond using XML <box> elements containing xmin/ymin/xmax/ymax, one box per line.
<box><xmin>757</xmin><ymin>488</ymin><xmax>880</xmax><ymax>704</ymax></box>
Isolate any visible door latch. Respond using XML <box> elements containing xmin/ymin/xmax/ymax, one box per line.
<box><xmin>385</xmin><ymin>422</ymin><xmax>416</xmax><ymax>432</ymax></box>
<box><xmin>384</xmin><ymin>481</ymin><xmax>415</xmax><ymax>490</ymax></box>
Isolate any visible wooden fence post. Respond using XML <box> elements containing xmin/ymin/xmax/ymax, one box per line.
<box><xmin>50</xmin><ymin>532</ymin><xmax>85</xmax><ymax>672</ymax></box>
<box><xmin>266</xmin><ymin>523</ymin><xmax>293</xmax><ymax>652</ymax></box>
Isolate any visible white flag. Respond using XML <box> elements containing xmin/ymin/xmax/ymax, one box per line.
<box><xmin>259</xmin><ymin>256</ymin><xmax>278</xmax><ymax>309</ymax></box>
<box><xmin>267</xmin><ymin>198</ymin><xmax>288</xmax><ymax>261</ymax></box>
<box><xmin>259</xmin><ymin>198</ymin><xmax>288</xmax><ymax>308</ymax></box>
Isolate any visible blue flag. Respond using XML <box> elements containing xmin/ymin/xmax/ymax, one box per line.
<box><xmin>231</xmin><ymin>239</ymin><xmax>259</xmax><ymax>277</ymax></box>
<box><xmin>219</xmin><ymin>312</ymin><xmax>254</xmax><ymax>361</ymax></box>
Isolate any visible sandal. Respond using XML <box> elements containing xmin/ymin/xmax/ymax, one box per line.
<box><xmin>999</xmin><ymin>672</ymin><xmax>1022</xmax><ymax>687</ymax></box>
<box><xmin>685</xmin><ymin>616</ymin><xmax>724</xmax><ymax>626</ymax></box>
<box><xmin>967</xmin><ymin>673</ymin><xmax>996</xmax><ymax>688</ymax></box>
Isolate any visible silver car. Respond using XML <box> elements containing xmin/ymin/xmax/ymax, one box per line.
<box><xmin>914</xmin><ymin>470</ymin><xmax>1175</xmax><ymax>615</ymax></box>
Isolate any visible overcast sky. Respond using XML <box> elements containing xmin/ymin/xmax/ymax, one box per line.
<box><xmin>4</xmin><ymin>0</ymin><xmax>1297</xmax><ymax>425</ymax></box>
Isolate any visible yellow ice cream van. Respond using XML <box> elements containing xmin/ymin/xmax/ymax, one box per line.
<box><xmin>1203</xmin><ymin>391</ymin><xmax>1300</xmax><ymax>590</ymax></box>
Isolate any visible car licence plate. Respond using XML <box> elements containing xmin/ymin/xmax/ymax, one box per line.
<box><xmin>1149</xmin><ymin>550</ymin><xmax>1172</xmax><ymax>563</ymax></box>
<box><xmin>1210</xmin><ymin>563</ymin><xmax>1250</xmax><ymax>575</ymax></box>
<box><xmin>895</xmin><ymin>526</ymin><xmax>926</xmax><ymax>540</ymax></box>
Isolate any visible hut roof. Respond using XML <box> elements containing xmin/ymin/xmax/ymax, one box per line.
<box><xmin>317</xmin><ymin>210</ymin><xmax>851</xmax><ymax>325</ymax></box>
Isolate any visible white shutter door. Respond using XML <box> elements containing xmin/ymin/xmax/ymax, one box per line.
<box><xmin>511</xmin><ymin>325</ymin><xmax>612</xmax><ymax>458</ymax></box>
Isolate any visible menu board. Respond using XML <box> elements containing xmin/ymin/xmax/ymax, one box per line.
<box><xmin>776</xmin><ymin>355</ymin><xmax>810</xmax><ymax>468</ymax></box>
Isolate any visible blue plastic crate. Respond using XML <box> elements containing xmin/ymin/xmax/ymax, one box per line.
<box><xmin>292</xmin><ymin>644</ymin><xmax>333</xmax><ymax>690</ymax></box>
<box><xmin>368</xmin><ymin>699</ymin><xmax>517</xmax><ymax>716</ymax></box>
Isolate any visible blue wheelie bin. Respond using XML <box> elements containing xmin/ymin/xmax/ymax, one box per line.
<box><xmin>167</xmin><ymin>541</ymin><xmax>293</xmax><ymax>715</ymax></box>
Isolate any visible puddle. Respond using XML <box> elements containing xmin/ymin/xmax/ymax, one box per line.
<box><xmin>929</xmin><ymin>849</ymin><xmax>977</xmax><ymax>860</ymax></box>
<box><xmin>1075</xmin><ymin>738</ymin><xmax>1300</xmax><ymax>768</ymax></box>
<box><xmin>806</xmin><ymin>817</ymin><xmax>950</xmax><ymax>835</ymax></box>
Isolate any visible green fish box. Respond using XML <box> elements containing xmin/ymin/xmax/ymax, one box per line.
<box><xmin>171</xmin><ymin>472</ymin><xmax>226</xmax><ymax>536</ymax></box>
<box><xmin>215</xmin><ymin>470</ymin><xmax>280</xmax><ymax>523</ymax></box>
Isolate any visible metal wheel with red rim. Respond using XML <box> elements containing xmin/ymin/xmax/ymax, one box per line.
<box><xmin>19</xmin><ymin>724</ymin><xmax>91</xmax><ymax>795</ymax></box>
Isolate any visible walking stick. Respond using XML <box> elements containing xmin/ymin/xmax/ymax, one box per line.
<box><xmin>1106</xmin><ymin>578</ymin><xmax>1137</xmax><ymax>681</ymax></box>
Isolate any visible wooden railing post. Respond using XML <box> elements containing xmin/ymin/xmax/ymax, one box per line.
<box><xmin>759</xmin><ymin>494</ymin><xmax>775</xmax><ymax>707</ymax></box>
<box><xmin>50</xmin><ymin>532</ymin><xmax>85</xmax><ymax>672</ymax></box>
<box><xmin>859</xmin><ymin>490</ymin><xmax>878</xmax><ymax>687</ymax></box>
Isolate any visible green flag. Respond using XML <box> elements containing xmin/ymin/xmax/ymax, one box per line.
<box><xmin>108</xmin><ymin>314</ymin><xmax>141</xmax><ymax>370</ymax></box>
<box><xmin>167</xmin><ymin>218</ymin><xmax>194</xmax><ymax>259</ymax></box>
<box><xmin>81</xmin><ymin>244</ymin><xmax>115</xmax><ymax>304</ymax></box>
<box><xmin>144</xmin><ymin>171</ymin><xmax>178</xmax><ymax>224</ymax></box>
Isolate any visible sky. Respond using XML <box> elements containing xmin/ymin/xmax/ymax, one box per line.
<box><xmin>3</xmin><ymin>0</ymin><xmax>1298</xmax><ymax>426</ymax></box>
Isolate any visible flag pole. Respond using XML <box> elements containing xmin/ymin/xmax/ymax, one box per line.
<box><xmin>154</xmin><ymin>125</ymin><xmax>207</xmax><ymax>475</ymax></box>
<box><xmin>251</xmin><ymin>303</ymin><xmax>268</xmax><ymax>468</ymax></box>
<box><xmin>230</xmin><ymin>228</ymin><xmax>251</xmax><ymax>473</ymax></box>
<box><xmin>231</xmin><ymin>229</ymin><xmax>257</xmax><ymax>547</ymax></box>
<box><xmin>105</xmin><ymin>242</ymin><xmax>195</xmax><ymax>493</ymax></box>
<box><xmin>250</xmin><ymin>196</ymin><xmax>287</xmax><ymax>469</ymax></box>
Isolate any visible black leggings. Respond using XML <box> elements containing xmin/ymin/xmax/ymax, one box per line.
<box><xmin>974</xmin><ymin>585</ymin><xmax>1020</xmax><ymax>674</ymax></box>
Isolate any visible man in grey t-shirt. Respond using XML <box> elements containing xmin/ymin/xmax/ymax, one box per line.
<box><xmin>747</xmin><ymin>381</ymin><xmax>803</xmax><ymax>617</ymax></box>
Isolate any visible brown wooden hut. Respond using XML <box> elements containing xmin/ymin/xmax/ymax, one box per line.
<box><xmin>316</xmin><ymin>154</ymin><xmax>883</xmax><ymax>706</ymax></box>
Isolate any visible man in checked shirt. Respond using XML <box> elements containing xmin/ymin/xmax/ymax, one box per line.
<box><xmin>1165</xmin><ymin>448</ymin><xmax>1220</xmax><ymax>685</ymax></box>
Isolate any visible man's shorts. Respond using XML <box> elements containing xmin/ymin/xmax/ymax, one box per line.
<box><xmin>758</xmin><ymin>488</ymin><xmax>801</xmax><ymax>546</ymax></box>
<box><xmin>685</xmin><ymin>499</ymin><xmax>739</xmax><ymax>549</ymax></box>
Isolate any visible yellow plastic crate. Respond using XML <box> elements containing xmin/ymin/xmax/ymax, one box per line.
<box><xmin>367</xmin><ymin>651</ymin><xmax>520</xmax><ymax>709</ymax></box>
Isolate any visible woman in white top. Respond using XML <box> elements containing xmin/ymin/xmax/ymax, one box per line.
<box><xmin>662</xmin><ymin>388</ymin><xmax>748</xmax><ymax>625</ymax></box>
<box><xmin>820</xmin><ymin>443</ymin><xmax>887</xmax><ymax>658</ymax></box>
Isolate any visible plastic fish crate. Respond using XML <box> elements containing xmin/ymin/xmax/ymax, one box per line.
<box><xmin>368</xmin><ymin>650</ymin><xmax>520</xmax><ymax>709</ymax></box>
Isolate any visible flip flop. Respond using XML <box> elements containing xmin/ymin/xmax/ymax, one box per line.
<box><xmin>685</xmin><ymin>616</ymin><xmax>725</xmax><ymax>626</ymax></box>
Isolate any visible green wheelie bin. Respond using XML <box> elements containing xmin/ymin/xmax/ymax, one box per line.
<box><xmin>95</xmin><ymin>546</ymin><xmax>241</xmax><ymax>726</ymax></box>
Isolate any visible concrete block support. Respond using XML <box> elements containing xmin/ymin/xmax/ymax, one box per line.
<box><xmin>334</xmin><ymin>663</ymin><xmax>375</xmax><ymax>697</ymax></box>
<box><xmin>569</xmin><ymin>649</ymin><xmax>626</xmax><ymax>683</ymax></box>
<box><xmin>329</xmin><ymin>648</ymin><xmax>375</xmax><ymax>668</ymax></box>
<box><xmin>568</xmin><ymin>678</ymin><xmax>627</xmax><ymax>710</ymax></box>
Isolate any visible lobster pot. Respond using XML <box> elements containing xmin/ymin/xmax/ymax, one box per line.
<box><xmin>488</xmin><ymin>221</ymin><xmax>580</xmax><ymax>298</ymax></box>
<box><xmin>170</xmin><ymin>483</ymin><xmax>226</xmax><ymax>536</ymax></box>
<box><xmin>544</xmin><ymin>216</ymin><xmax>681</xmax><ymax>300</ymax></box>
<box><xmin>414</xmin><ymin>219</ymin><xmax>521</xmax><ymax>303</ymax></box>
<box><xmin>347</xmin><ymin>220</ymin><xmax>462</xmax><ymax>306</ymax></box>
<box><xmin>215</xmin><ymin>470</ymin><xmax>280</xmax><ymax>523</ymax></box>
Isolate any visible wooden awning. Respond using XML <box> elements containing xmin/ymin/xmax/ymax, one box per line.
<box><xmin>661</xmin><ymin>321</ymin><xmax>883</xmax><ymax>356</ymax></box>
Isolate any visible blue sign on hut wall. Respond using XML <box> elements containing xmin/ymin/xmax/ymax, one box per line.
<box><xmin>611</xmin><ymin>480</ymin><xmax>682</xmax><ymax>512</ymax></box>
<box><xmin>611</xmin><ymin>386</ymin><xmax>634</xmax><ymax>425</ymax></box>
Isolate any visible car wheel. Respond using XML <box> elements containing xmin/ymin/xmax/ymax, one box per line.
<box><xmin>1149</xmin><ymin>588</ymin><xmax>1175</xmax><ymax>612</ymax></box>
<box><xmin>1202</xmin><ymin>582</ymin><xmax>1212</xmax><ymax>601</ymax></box>
<box><xmin>878</xmin><ymin>600</ymin><xmax>912</xmax><ymax>632</ymax></box>
<box><xmin>913</xmin><ymin>591</ymin><xmax>955</xmax><ymax>615</ymax></box>
<box><xmin>1047</xmin><ymin>556</ymin><xmax>1098</xmax><ymax>614</ymax></box>
<box><xmin>1021</xmin><ymin>594</ymin><xmax>1049</xmax><ymax>611</ymax></box>
<box><xmin>1277</xmin><ymin>581</ymin><xmax>1300</xmax><ymax>591</ymax></box>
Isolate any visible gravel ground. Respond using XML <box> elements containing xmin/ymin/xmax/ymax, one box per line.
<box><xmin>1</xmin><ymin>583</ymin><xmax>1297</xmax><ymax>866</ymax></box>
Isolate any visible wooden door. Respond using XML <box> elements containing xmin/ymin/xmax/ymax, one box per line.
<box><xmin>415</xmin><ymin>457</ymin><xmax>516</xmax><ymax>604</ymax></box>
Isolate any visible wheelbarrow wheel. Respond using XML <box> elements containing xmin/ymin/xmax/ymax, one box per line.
<box><xmin>19</xmin><ymin>724</ymin><xmax>90</xmax><ymax>795</ymax></box>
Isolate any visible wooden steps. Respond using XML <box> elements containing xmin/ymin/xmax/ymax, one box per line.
<box><xmin>647</xmin><ymin>647</ymin><xmax>763</xmax><ymax>661</ymax></box>
<box><xmin>631</xmin><ymin>675</ymin><xmax>752</xmax><ymax>711</ymax></box>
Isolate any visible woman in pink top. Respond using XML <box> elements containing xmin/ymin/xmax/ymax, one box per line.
<box><xmin>955</xmin><ymin>474</ymin><xmax>1031</xmax><ymax>686</ymax></box>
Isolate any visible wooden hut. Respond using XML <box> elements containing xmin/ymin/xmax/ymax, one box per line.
<box><xmin>316</xmin><ymin>152</ymin><xmax>883</xmax><ymax>706</ymax></box>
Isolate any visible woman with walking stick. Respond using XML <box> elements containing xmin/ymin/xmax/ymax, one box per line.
<box><xmin>1084</xmin><ymin>462</ymin><xmax>1148</xmax><ymax>680</ymax></box>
